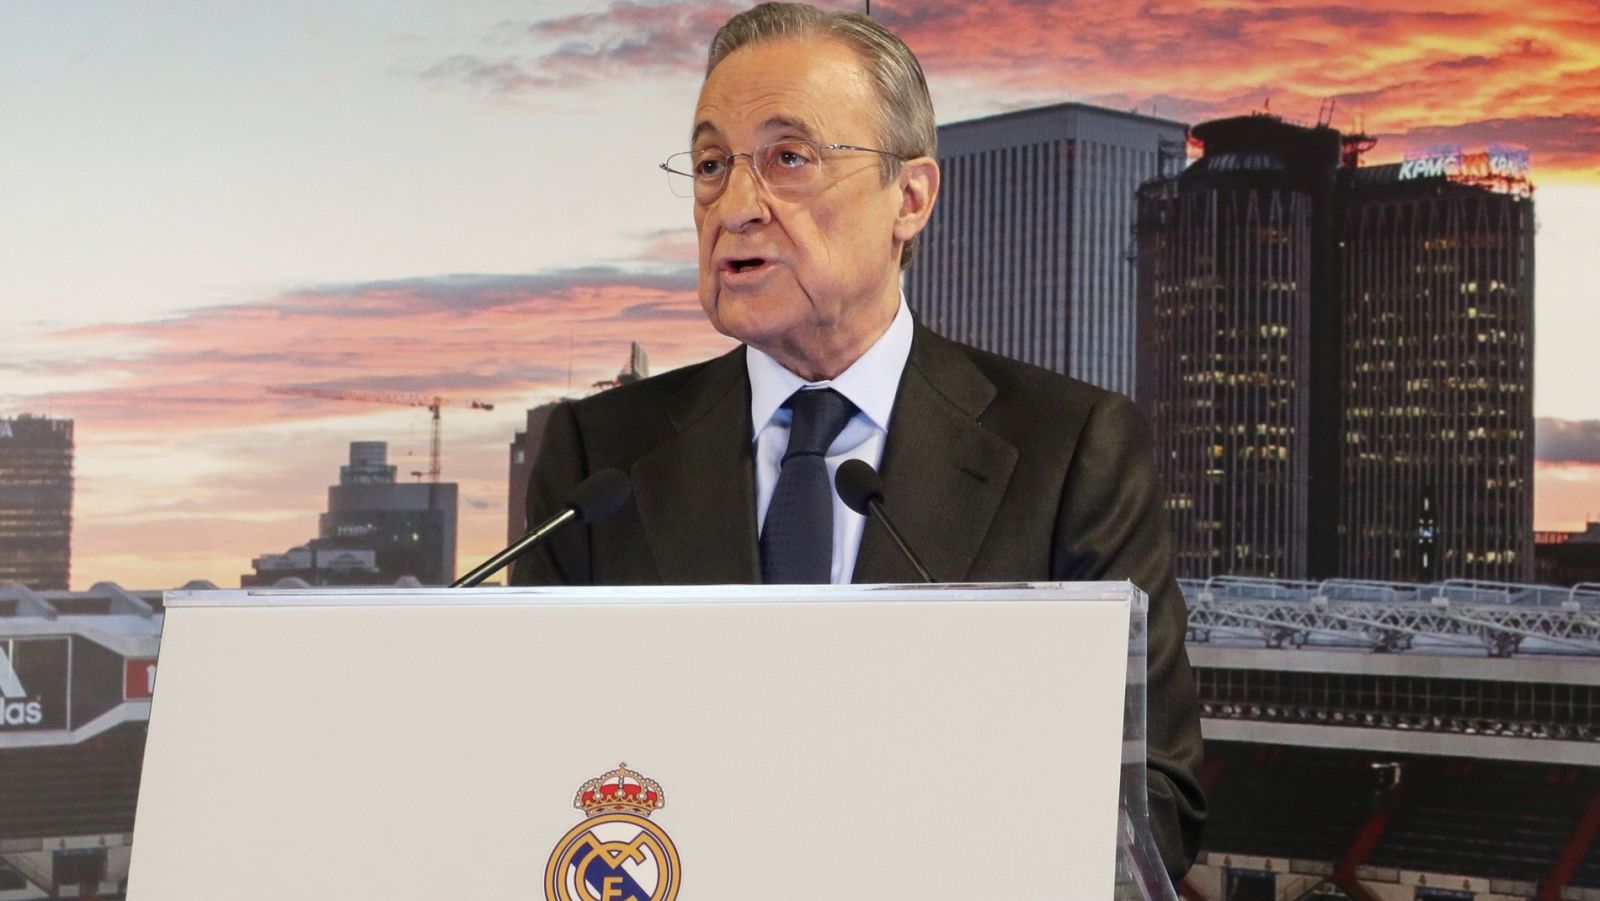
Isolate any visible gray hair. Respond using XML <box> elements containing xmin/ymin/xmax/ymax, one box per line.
<box><xmin>706</xmin><ymin>3</ymin><xmax>937</xmax><ymax>268</ymax></box>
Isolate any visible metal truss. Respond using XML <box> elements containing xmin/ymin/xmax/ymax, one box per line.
<box><xmin>1181</xmin><ymin>576</ymin><xmax>1600</xmax><ymax>657</ymax></box>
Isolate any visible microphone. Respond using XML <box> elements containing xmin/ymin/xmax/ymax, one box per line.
<box><xmin>834</xmin><ymin>459</ymin><xmax>935</xmax><ymax>584</ymax></box>
<box><xmin>451</xmin><ymin>468</ymin><xmax>631</xmax><ymax>588</ymax></box>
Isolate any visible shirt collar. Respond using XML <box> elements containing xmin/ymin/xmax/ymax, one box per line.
<box><xmin>748</xmin><ymin>296</ymin><xmax>914</xmax><ymax>438</ymax></box>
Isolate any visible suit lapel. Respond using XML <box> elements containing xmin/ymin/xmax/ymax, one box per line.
<box><xmin>630</xmin><ymin>347</ymin><xmax>762</xmax><ymax>584</ymax></box>
<box><xmin>853</xmin><ymin>327</ymin><xmax>1018</xmax><ymax>583</ymax></box>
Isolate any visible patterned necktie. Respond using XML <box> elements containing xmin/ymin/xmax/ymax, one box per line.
<box><xmin>760</xmin><ymin>387</ymin><xmax>858</xmax><ymax>584</ymax></box>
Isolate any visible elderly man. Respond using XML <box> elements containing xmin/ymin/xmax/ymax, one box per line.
<box><xmin>513</xmin><ymin>1</ymin><xmax>1205</xmax><ymax>880</ymax></box>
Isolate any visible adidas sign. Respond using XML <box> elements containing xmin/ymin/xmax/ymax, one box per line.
<box><xmin>0</xmin><ymin>646</ymin><xmax>44</xmax><ymax>727</ymax></box>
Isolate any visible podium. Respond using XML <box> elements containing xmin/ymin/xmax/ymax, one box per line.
<box><xmin>129</xmin><ymin>582</ymin><xmax>1175</xmax><ymax>899</ymax></box>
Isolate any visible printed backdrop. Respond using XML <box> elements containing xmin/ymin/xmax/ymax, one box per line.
<box><xmin>2</xmin><ymin>0</ymin><xmax>1597</xmax><ymax>589</ymax></box>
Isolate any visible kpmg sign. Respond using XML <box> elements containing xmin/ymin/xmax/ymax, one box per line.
<box><xmin>1399</xmin><ymin>144</ymin><xmax>1532</xmax><ymax>183</ymax></box>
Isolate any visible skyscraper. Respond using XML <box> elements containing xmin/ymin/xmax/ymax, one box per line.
<box><xmin>0</xmin><ymin>416</ymin><xmax>74</xmax><ymax>590</ymax></box>
<box><xmin>906</xmin><ymin>102</ymin><xmax>1187</xmax><ymax>395</ymax></box>
<box><xmin>244</xmin><ymin>441</ymin><xmax>458</xmax><ymax>586</ymax></box>
<box><xmin>1135</xmin><ymin>115</ymin><xmax>1340</xmax><ymax>578</ymax></box>
<box><xmin>1337</xmin><ymin>156</ymin><xmax>1535</xmax><ymax>581</ymax></box>
<box><xmin>1137</xmin><ymin>115</ymin><xmax>1535</xmax><ymax>582</ymax></box>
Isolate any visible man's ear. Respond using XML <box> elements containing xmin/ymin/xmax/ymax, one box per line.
<box><xmin>892</xmin><ymin>156</ymin><xmax>940</xmax><ymax>244</ymax></box>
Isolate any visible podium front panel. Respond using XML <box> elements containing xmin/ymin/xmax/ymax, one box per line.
<box><xmin>130</xmin><ymin>583</ymin><xmax>1131</xmax><ymax>900</ymax></box>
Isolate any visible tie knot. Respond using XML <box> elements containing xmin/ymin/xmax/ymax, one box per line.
<box><xmin>784</xmin><ymin>388</ymin><xmax>857</xmax><ymax>459</ymax></box>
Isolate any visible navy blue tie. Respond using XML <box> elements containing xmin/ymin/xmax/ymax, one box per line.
<box><xmin>760</xmin><ymin>388</ymin><xmax>858</xmax><ymax>584</ymax></box>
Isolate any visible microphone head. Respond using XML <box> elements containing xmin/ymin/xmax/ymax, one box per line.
<box><xmin>568</xmin><ymin>468</ymin><xmax>632</xmax><ymax>525</ymax></box>
<box><xmin>834</xmin><ymin>458</ymin><xmax>885</xmax><ymax>515</ymax></box>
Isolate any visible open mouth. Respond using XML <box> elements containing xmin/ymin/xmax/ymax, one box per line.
<box><xmin>725</xmin><ymin>257</ymin><xmax>767</xmax><ymax>274</ymax></box>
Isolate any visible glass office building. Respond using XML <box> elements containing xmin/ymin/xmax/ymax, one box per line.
<box><xmin>907</xmin><ymin>103</ymin><xmax>1187</xmax><ymax>395</ymax></box>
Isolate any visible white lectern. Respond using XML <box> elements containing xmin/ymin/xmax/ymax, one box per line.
<box><xmin>129</xmin><ymin>582</ymin><xmax>1173</xmax><ymax>900</ymax></box>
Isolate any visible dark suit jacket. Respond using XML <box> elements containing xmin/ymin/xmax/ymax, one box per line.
<box><xmin>512</xmin><ymin>324</ymin><xmax>1206</xmax><ymax>879</ymax></box>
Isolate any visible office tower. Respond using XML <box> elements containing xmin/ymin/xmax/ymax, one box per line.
<box><xmin>0</xmin><ymin>416</ymin><xmax>74</xmax><ymax>590</ymax></box>
<box><xmin>1136</xmin><ymin>116</ymin><xmax>1340</xmax><ymax>578</ymax></box>
<box><xmin>1337</xmin><ymin>155</ymin><xmax>1535</xmax><ymax>581</ymax></box>
<box><xmin>319</xmin><ymin>441</ymin><xmax>457</xmax><ymax>584</ymax></box>
<box><xmin>244</xmin><ymin>441</ymin><xmax>457</xmax><ymax>586</ymax></box>
<box><xmin>906</xmin><ymin>103</ymin><xmax>1187</xmax><ymax>395</ymax></box>
<box><xmin>1137</xmin><ymin>116</ymin><xmax>1535</xmax><ymax>582</ymax></box>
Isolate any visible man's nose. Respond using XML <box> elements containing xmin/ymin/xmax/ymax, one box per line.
<box><xmin>713</xmin><ymin>156</ymin><xmax>771</xmax><ymax>231</ymax></box>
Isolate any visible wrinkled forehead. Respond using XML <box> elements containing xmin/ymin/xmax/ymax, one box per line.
<box><xmin>688</xmin><ymin>37</ymin><xmax>879</xmax><ymax>148</ymax></box>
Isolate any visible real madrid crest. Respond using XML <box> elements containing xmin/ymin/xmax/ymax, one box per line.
<box><xmin>545</xmin><ymin>762</ymin><xmax>682</xmax><ymax>901</ymax></box>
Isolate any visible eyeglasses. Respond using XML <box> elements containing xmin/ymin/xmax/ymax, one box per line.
<box><xmin>659</xmin><ymin>140</ymin><xmax>907</xmax><ymax>201</ymax></box>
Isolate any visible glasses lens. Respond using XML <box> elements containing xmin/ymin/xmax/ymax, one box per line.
<box><xmin>663</xmin><ymin>142</ymin><xmax>826</xmax><ymax>201</ymax></box>
<box><xmin>757</xmin><ymin>141</ymin><xmax>821</xmax><ymax>189</ymax></box>
<box><xmin>690</xmin><ymin>150</ymin><xmax>732</xmax><ymax>202</ymax></box>
<box><xmin>690</xmin><ymin>151</ymin><xmax>729</xmax><ymax>180</ymax></box>
<box><xmin>662</xmin><ymin>153</ymin><xmax>699</xmax><ymax>198</ymax></box>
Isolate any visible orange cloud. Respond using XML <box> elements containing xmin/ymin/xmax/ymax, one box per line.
<box><xmin>32</xmin><ymin>267</ymin><xmax>730</xmax><ymax>436</ymax></box>
<box><xmin>427</xmin><ymin>0</ymin><xmax>1600</xmax><ymax>180</ymax></box>
<box><xmin>889</xmin><ymin>1</ymin><xmax>1600</xmax><ymax>178</ymax></box>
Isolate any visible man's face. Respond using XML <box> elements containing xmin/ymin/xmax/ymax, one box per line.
<box><xmin>690</xmin><ymin>37</ymin><xmax>913</xmax><ymax>379</ymax></box>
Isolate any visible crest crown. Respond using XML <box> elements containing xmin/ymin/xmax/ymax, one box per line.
<box><xmin>574</xmin><ymin>761</ymin><xmax>665</xmax><ymax>818</ymax></box>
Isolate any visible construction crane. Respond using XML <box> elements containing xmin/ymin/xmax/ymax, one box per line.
<box><xmin>269</xmin><ymin>387</ymin><xmax>494</xmax><ymax>483</ymax></box>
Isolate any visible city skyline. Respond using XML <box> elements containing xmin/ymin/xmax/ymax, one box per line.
<box><xmin>2</xmin><ymin>0</ymin><xmax>1597</xmax><ymax>589</ymax></box>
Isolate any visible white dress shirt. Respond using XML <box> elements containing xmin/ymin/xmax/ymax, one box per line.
<box><xmin>747</xmin><ymin>298</ymin><xmax>915</xmax><ymax>584</ymax></box>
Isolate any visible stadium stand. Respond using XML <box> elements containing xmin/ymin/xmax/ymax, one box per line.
<box><xmin>1366</xmin><ymin>759</ymin><xmax>1596</xmax><ymax>882</ymax></box>
<box><xmin>1179</xmin><ymin>577</ymin><xmax>1600</xmax><ymax>900</ymax></box>
<box><xmin>1195</xmin><ymin>743</ymin><xmax>1600</xmax><ymax>898</ymax></box>
<box><xmin>1200</xmin><ymin>743</ymin><xmax>1379</xmax><ymax>861</ymax></box>
<box><xmin>0</xmin><ymin>723</ymin><xmax>144</xmax><ymax>842</ymax></box>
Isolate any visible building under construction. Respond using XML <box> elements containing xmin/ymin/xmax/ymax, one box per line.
<box><xmin>1137</xmin><ymin>115</ymin><xmax>1535</xmax><ymax>583</ymax></box>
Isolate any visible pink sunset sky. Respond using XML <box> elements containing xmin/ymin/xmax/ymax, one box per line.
<box><xmin>3</xmin><ymin>0</ymin><xmax>1597</xmax><ymax>589</ymax></box>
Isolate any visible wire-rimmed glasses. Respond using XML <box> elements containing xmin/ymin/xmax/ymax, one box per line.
<box><xmin>659</xmin><ymin>140</ymin><xmax>907</xmax><ymax>201</ymax></box>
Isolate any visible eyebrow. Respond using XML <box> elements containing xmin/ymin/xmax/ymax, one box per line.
<box><xmin>691</xmin><ymin>115</ymin><xmax>820</xmax><ymax>146</ymax></box>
